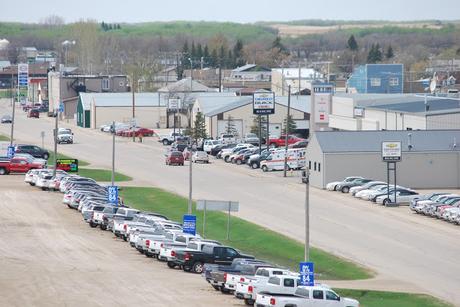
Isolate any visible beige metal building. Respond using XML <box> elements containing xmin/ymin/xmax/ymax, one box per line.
<box><xmin>306</xmin><ymin>130</ymin><xmax>460</xmax><ymax>189</ymax></box>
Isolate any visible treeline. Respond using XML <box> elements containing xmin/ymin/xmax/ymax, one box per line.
<box><xmin>101</xmin><ymin>22</ymin><xmax>121</xmax><ymax>31</ymax></box>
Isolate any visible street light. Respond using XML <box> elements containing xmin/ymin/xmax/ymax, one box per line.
<box><xmin>61</xmin><ymin>40</ymin><xmax>75</xmax><ymax>67</ymax></box>
<box><xmin>188</xmin><ymin>57</ymin><xmax>194</xmax><ymax>215</ymax></box>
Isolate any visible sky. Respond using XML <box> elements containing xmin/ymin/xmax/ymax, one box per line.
<box><xmin>1</xmin><ymin>0</ymin><xmax>459</xmax><ymax>23</ymax></box>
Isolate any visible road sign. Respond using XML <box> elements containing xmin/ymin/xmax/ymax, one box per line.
<box><xmin>382</xmin><ymin>141</ymin><xmax>402</xmax><ymax>162</ymax></box>
<box><xmin>196</xmin><ymin>200</ymin><xmax>239</xmax><ymax>212</ymax></box>
<box><xmin>56</xmin><ymin>159</ymin><xmax>78</xmax><ymax>172</ymax></box>
<box><xmin>168</xmin><ymin>98</ymin><xmax>181</xmax><ymax>110</ymax></box>
<box><xmin>299</xmin><ymin>262</ymin><xmax>314</xmax><ymax>286</ymax></box>
<box><xmin>183</xmin><ymin>214</ymin><xmax>196</xmax><ymax>235</ymax></box>
<box><xmin>59</xmin><ymin>103</ymin><xmax>64</xmax><ymax>113</ymax></box>
<box><xmin>253</xmin><ymin>92</ymin><xmax>275</xmax><ymax>115</ymax></box>
<box><xmin>7</xmin><ymin>146</ymin><xmax>15</xmax><ymax>159</ymax></box>
<box><xmin>108</xmin><ymin>186</ymin><xmax>118</xmax><ymax>205</ymax></box>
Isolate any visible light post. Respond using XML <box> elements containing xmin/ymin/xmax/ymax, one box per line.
<box><xmin>111</xmin><ymin>121</ymin><xmax>115</xmax><ymax>186</ymax></box>
<box><xmin>303</xmin><ymin>168</ymin><xmax>310</xmax><ymax>261</ymax></box>
<box><xmin>53</xmin><ymin>68</ymin><xmax>61</xmax><ymax>177</ymax></box>
<box><xmin>61</xmin><ymin>40</ymin><xmax>75</xmax><ymax>67</ymax></box>
<box><xmin>283</xmin><ymin>85</ymin><xmax>291</xmax><ymax>177</ymax></box>
<box><xmin>9</xmin><ymin>70</ymin><xmax>15</xmax><ymax>146</ymax></box>
<box><xmin>188</xmin><ymin>58</ymin><xmax>194</xmax><ymax>215</ymax></box>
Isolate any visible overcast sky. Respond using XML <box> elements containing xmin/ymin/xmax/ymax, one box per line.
<box><xmin>1</xmin><ymin>0</ymin><xmax>459</xmax><ymax>23</ymax></box>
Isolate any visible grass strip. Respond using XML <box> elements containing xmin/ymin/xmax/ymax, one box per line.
<box><xmin>120</xmin><ymin>186</ymin><xmax>372</xmax><ymax>280</ymax></box>
<box><xmin>77</xmin><ymin>168</ymin><xmax>132</xmax><ymax>182</ymax></box>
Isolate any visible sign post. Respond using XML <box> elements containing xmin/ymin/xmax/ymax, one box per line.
<box><xmin>253</xmin><ymin>92</ymin><xmax>275</xmax><ymax>150</ymax></box>
<box><xmin>382</xmin><ymin>141</ymin><xmax>402</xmax><ymax>206</ymax></box>
<box><xmin>299</xmin><ymin>262</ymin><xmax>314</xmax><ymax>286</ymax></box>
<box><xmin>197</xmin><ymin>200</ymin><xmax>239</xmax><ymax>240</ymax></box>
<box><xmin>108</xmin><ymin>186</ymin><xmax>118</xmax><ymax>206</ymax></box>
<box><xmin>169</xmin><ymin>98</ymin><xmax>181</xmax><ymax>142</ymax></box>
<box><xmin>7</xmin><ymin>146</ymin><xmax>15</xmax><ymax>159</ymax></box>
<box><xmin>183</xmin><ymin>214</ymin><xmax>197</xmax><ymax>236</ymax></box>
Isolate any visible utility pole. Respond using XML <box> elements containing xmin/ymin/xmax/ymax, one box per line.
<box><xmin>132</xmin><ymin>73</ymin><xmax>136</xmax><ymax>142</ymax></box>
<box><xmin>304</xmin><ymin>168</ymin><xmax>310</xmax><ymax>261</ymax></box>
<box><xmin>188</xmin><ymin>58</ymin><xmax>194</xmax><ymax>215</ymax></box>
<box><xmin>53</xmin><ymin>69</ymin><xmax>61</xmax><ymax>177</ymax></box>
<box><xmin>9</xmin><ymin>72</ymin><xmax>15</xmax><ymax>146</ymax></box>
<box><xmin>111</xmin><ymin>120</ymin><xmax>115</xmax><ymax>186</ymax></box>
<box><xmin>283</xmin><ymin>85</ymin><xmax>291</xmax><ymax>177</ymax></box>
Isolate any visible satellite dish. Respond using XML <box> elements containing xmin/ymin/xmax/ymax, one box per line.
<box><xmin>429</xmin><ymin>72</ymin><xmax>437</xmax><ymax>94</ymax></box>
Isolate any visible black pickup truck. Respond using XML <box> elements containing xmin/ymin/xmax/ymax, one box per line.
<box><xmin>175</xmin><ymin>245</ymin><xmax>254</xmax><ymax>274</ymax></box>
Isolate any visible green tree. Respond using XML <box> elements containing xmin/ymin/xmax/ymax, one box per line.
<box><xmin>225</xmin><ymin>116</ymin><xmax>239</xmax><ymax>136</ymax></box>
<box><xmin>191</xmin><ymin>42</ymin><xmax>196</xmax><ymax>62</ymax></box>
<box><xmin>210</xmin><ymin>48</ymin><xmax>218</xmax><ymax>67</ymax></box>
<box><xmin>233</xmin><ymin>39</ymin><xmax>245</xmax><ymax>67</ymax></box>
<box><xmin>367</xmin><ymin>44</ymin><xmax>382</xmax><ymax>63</ymax></box>
<box><xmin>250</xmin><ymin>116</ymin><xmax>267</xmax><ymax>139</ymax></box>
<box><xmin>272</xmin><ymin>36</ymin><xmax>288</xmax><ymax>54</ymax></box>
<box><xmin>282</xmin><ymin>115</ymin><xmax>297</xmax><ymax>135</ymax></box>
<box><xmin>347</xmin><ymin>35</ymin><xmax>358</xmax><ymax>51</ymax></box>
<box><xmin>193</xmin><ymin>112</ymin><xmax>207</xmax><ymax>140</ymax></box>
<box><xmin>219</xmin><ymin>45</ymin><xmax>227</xmax><ymax>68</ymax></box>
<box><xmin>386</xmin><ymin>45</ymin><xmax>394</xmax><ymax>59</ymax></box>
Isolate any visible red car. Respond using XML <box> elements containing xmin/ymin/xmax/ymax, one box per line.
<box><xmin>0</xmin><ymin>157</ymin><xmax>43</xmax><ymax>175</ymax></box>
<box><xmin>120</xmin><ymin>127</ymin><xmax>155</xmax><ymax>137</ymax></box>
<box><xmin>267</xmin><ymin>135</ymin><xmax>306</xmax><ymax>148</ymax></box>
<box><xmin>27</xmin><ymin>109</ymin><xmax>40</xmax><ymax>118</ymax></box>
<box><xmin>165</xmin><ymin>151</ymin><xmax>184</xmax><ymax>166</ymax></box>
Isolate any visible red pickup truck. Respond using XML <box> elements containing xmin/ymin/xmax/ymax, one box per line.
<box><xmin>0</xmin><ymin>157</ymin><xmax>43</xmax><ymax>175</ymax></box>
<box><xmin>267</xmin><ymin>135</ymin><xmax>306</xmax><ymax>148</ymax></box>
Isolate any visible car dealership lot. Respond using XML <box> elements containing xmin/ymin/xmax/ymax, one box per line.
<box><xmin>0</xmin><ymin>175</ymin><xmax>237</xmax><ymax>307</ymax></box>
<box><xmin>1</xmin><ymin>100</ymin><xmax>460</xmax><ymax>305</ymax></box>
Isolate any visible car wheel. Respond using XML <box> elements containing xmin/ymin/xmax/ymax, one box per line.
<box><xmin>43</xmin><ymin>153</ymin><xmax>49</xmax><ymax>160</ymax></box>
<box><xmin>89</xmin><ymin>221</ymin><xmax>97</xmax><ymax>228</ymax></box>
<box><xmin>236</xmin><ymin>159</ymin><xmax>242</xmax><ymax>165</ymax></box>
<box><xmin>162</xmin><ymin>139</ymin><xmax>169</xmax><ymax>145</ymax></box>
<box><xmin>383</xmin><ymin>198</ymin><xmax>390</xmax><ymax>206</ymax></box>
<box><xmin>244</xmin><ymin>299</ymin><xmax>255</xmax><ymax>305</ymax></box>
<box><xmin>183</xmin><ymin>265</ymin><xmax>192</xmax><ymax>272</ymax></box>
<box><xmin>341</xmin><ymin>186</ymin><xmax>349</xmax><ymax>193</ymax></box>
<box><xmin>167</xmin><ymin>262</ymin><xmax>176</xmax><ymax>269</ymax></box>
<box><xmin>224</xmin><ymin>156</ymin><xmax>230</xmax><ymax>163</ymax></box>
<box><xmin>251</xmin><ymin>162</ymin><xmax>259</xmax><ymax>169</ymax></box>
<box><xmin>0</xmin><ymin>168</ymin><xmax>6</xmax><ymax>175</ymax></box>
<box><xmin>100</xmin><ymin>225</ymin><xmax>107</xmax><ymax>230</ymax></box>
<box><xmin>262</xmin><ymin>165</ymin><xmax>268</xmax><ymax>172</ymax></box>
<box><xmin>192</xmin><ymin>261</ymin><xmax>204</xmax><ymax>274</ymax></box>
<box><xmin>212</xmin><ymin>285</ymin><xmax>220</xmax><ymax>291</ymax></box>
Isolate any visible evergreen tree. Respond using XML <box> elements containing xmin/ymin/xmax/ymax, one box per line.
<box><xmin>227</xmin><ymin>50</ymin><xmax>234</xmax><ymax>68</ymax></box>
<box><xmin>272</xmin><ymin>36</ymin><xmax>288</xmax><ymax>54</ymax></box>
<box><xmin>219</xmin><ymin>45</ymin><xmax>226</xmax><ymax>68</ymax></box>
<box><xmin>233</xmin><ymin>39</ymin><xmax>245</xmax><ymax>67</ymax></box>
<box><xmin>282</xmin><ymin>115</ymin><xmax>297</xmax><ymax>135</ymax></box>
<box><xmin>101</xmin><ymin>21</ymin><xmax>106</xmax><ymax>31</ymax></box>
<box><xmin>347</xmin><ymin>35</ymin><xmax>358</xmax><ymax>51</ymax></box>
<box><xmin>193</xmin><ymin>112</ymin><xmax>207</xmax><ymax>140</ymax></box>
<box><xmin>367</xmin><ymin>44</ymin><xmax>382</xmax><ymax>63</ymax></box>
<box><xmin>225</xmin><ymin>116</ymin><xmax>239</xmax><ymax>136</ymax></box>
<box><xmin>203</xmin><ymin>45</ymin><xmax>210</xmax><ymax>60</ymax></box>
<box><xmin>197</xmin><ymin>43</ymin><xmax>203</xmax><ymax>60</ymax></box>
<box><xmin>191</xmin><ymin>42</ymin><xmax>196</xmax><ymax>63</ymax></box>
<box><xmin>386</xmin><ymin>45</ymin><xmax>394</xmax><ymax>59</ymax></box>
<box><xmin>374</xmin><ymin>43</ymin><xmax>383</xmax><ymax>62</ymax></box>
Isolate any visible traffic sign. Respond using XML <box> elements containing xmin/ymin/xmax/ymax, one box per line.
<box><xmin>108</xmin><ymin>186</ymin><xmax>118</xmax><ymax>205</ymax></box>
<box><xmin>59</xmin><ymin>103</ymin><xmax>64</xmax><ymax>113</ymax></box>
<box><xmin>7</xmin><ymin>146</ymin><xmax>15</xmax><ymax>159</ymax></box>
<box><xmin>299</xmin><ymin>262</ymin><xmax>314</xmax><ymax>286</ymax></box>
<box><xmin>182</xmin><ymin>214</ymin><xmax>197</xmax><ymax>235</ymax></box>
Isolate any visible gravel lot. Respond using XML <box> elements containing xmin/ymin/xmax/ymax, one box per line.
<box><xmin>0</xmin><ymin>176</ymin><xmax>238</xmax><ymax>307</ymax></box>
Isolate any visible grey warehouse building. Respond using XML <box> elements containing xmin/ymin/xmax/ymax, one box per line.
<box><xmin>306</xmin><ymin>130</ymin><xmax>460</xmax><ymax>189</ymax></box>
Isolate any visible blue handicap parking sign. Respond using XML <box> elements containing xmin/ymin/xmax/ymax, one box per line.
<box><xmin>7</xmin><ymin>146</ymin><xmax>15</xmax><ymax>158</ymax></box>
<box><xmin>299</xmin><ymin>262</ymin><xmax>314</xmax><ymax>286</ymax></box>
<box><xmin>108</xmin><ymin>186</ymin><xmax>118</xmax><ymax>205</ymax></box>
<box><xmin>59</xmin><ymin>103</ymin><xmax>64</xmax><ymax>113</ymax></box>
<box><xmin>183</xmin><ymin>214</ymin><xmax>197</xmax><ymax>235</ymax></box>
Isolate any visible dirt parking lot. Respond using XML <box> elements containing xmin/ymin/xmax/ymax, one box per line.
<box><xmin>0</xmin><ymin>175</ymin><xmax>238</xmax><ymax>307</ymax></box>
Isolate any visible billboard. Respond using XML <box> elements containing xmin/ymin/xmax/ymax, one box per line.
<box><xmin>253</xmin><ymin>92</ymin><xmax>275</xmax><ymax>115</ymax></box>
<box><xmin>382</xmin><ymin>141</ymin><xmax>402</xmax><ymax>162</ymax></box>
<box><xmin>56</xmin><ymin>159</ymin><xmax>79</xmax><ymax>172</ymax></box>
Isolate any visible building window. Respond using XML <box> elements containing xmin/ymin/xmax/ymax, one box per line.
<box><xmin>101</xmin><ymin>78</ymin><xmax>110</xmax><ymax>90</ymax></box>
<box><xmin>318</xmin><ymin>163</ymin><xmax>321</xmax><ymax>172</ymax></box>
<box><xmin>389</xmin><ymin>77</ymin><xmax>399</xmax><ymax>86</ymax></box>
<box><xmin>308</xmin><ymin>161</ymin><xmax>311</xmax><ymax>169</ymax></box>
<box><xmin>370</xmin><ymin>78</ymin><xmax>381</xmax><ymax>87</ymax></box>
<box><xmin>314</xmin><ymin>162</ymin><xmax>317</xmax><ymax>171</ymax></box>
<box><xmin>217</xmin><ymin>113</ymin><xmax>223</xmax><ymax>120</ymax></box>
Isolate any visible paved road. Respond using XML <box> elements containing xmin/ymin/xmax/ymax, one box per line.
<box><xmin>0</xmin><ymin>176</ymin><xmax>238</xmax><ymax>307</ymax></box>
<box><xmin>1</xmin><ymin>100</ymin><xmax>459</xmax><ymax>305</ymax></box>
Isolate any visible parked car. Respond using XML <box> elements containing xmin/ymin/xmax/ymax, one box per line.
<box><xmin>0</xmin><ymin>157</ymin><xmax>43</xmax><ymax>175</ymax></box>
<box><xmin>326</xmin><ymin>177</ymin><xmax>363</xmax><ymax>191</ymax></box>
<box><xmin>349</xmin><ymin>181</ymin><xmax>386</xmax><ymax>196</ymax></box>
<box><xmin>27</xmin><ymin>109</ymin><xmax>40</xmax><ymax>118</ymax></box>
<box><xmin>267</xmin><ymin>134</ymin><xmax>305</xmax><ymax>148</ymax></box>
<box><xmin>191</xmin><ymin>151</ymin><xmax>209</xmax><ymax>163</ymax></box>
<box><xmin>203</xmin><ymin>139</ymin><xmax>221</xmax><ymax>153</ymax></box>
<box><xmin>14</xmin><ymin>144</ymin><xmax>49</xmax><ymax>159</ymax></box>
<box><xmin>219</xmin><ymin>134</ymin><xmax>237</xmax><ymax>144</ymax></box>
<box><xmin>243</xmin><ymin>133</ymin><xmax>260</xmax><ymax>145</ymax></box>
<box><xmin>336</xmin><ymin>178</ymin><xmax>374</xmax><ymax>193</ymax></box>
<box><xmin>375</xmin><ymin>190</ymin><xmax>420</xmax><ymax>206</ymax></box>
<box><xmin>57</xmin><ymin>128</ymin><xmax>74</xmax><ymax>144</ymax></box>
<box><xmin>159</xmin><ymin>131</ymin><xmax>183</xmax><ymax>145</ymax></box>
<box><xmin>1</xmin><ymin>115</ymin><xmax>12</xmax><ymax>123</ymax></box>
<box><xmin>174</xmin><ymin>245</ymin><xmax>254</xmax><ymax>274</ymax></box>
<box><xmin>247</xmin><ymin>149</ymin><xmax>272</xmax><ymax>169</ymax></box>
<box><xmin>211</xmin><ymin>143</ymin><xmax>236</xmax><ymax>157</ymax></box>
<box><xmin>166</xmin><ymin>151</ymin><xmax>185</xmax><ymax>166</ymax></box>
<box><xmin>289</xmin><ymin>140</ymin><xmax>308</xmax><ymax>148</ymax></box>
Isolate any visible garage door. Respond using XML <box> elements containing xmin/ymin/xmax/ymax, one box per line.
<box><xmin>217</xmin><ymin>119</ymin><xmax>243</xmax><ymax>138</ymax></box>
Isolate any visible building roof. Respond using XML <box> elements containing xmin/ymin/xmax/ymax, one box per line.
<box><xmin>200</xmin><ymin>95</ymin><xmax>310</xmax><ymax>117</ymax></box>
<box><xmin>158</xmin><ymin>77</ymin><xmax>213</xmax><ymax>93</ymax></box>
<box><xmin>272</xmin><ymin>68</ymin><xmax>322</xmax><ymax>79</ymax></box>
<box><xmin>79</xmin><ymin>92</ymin><xmax>164</xmax><ymax>110</ymax></box>
<box><xmin>315</xmin><ymin>130</ymin><xmax>460</xmax><ymax>153</ymax></box>
<box><xmin>232</xmin><ymin>64</ymin><xmax>271</xmax><ymax>72</ymax></box>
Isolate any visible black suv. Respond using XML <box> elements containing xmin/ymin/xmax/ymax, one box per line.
<box><xmin>14</xmin><ymin>144</ymin><xmax>49</xmax><ymax>159</ymax></box>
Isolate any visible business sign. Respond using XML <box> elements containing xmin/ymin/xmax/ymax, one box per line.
<box><xmin>108</xmin><ymin>186</ymin><xmax>118</xmax><ymax>205</ymax></box>
<box><xmin>7</xmin><ymin>146</ymin><xmax>15</xmax><ymax>159</ymax></box>
<box><xmin>56</xmin><ymin>159</ymin><xmax>79</xmax><ymax>172</ymax></box>
<box><xmin>253</xmin><ymin>92</ymin><xmax>275</xmax><ymax>115</ymax></box>
<box><xmin>183</xmin><ymin>214</ymin><xmax>197</xmax><ymax>235</ymax></box>
<box><xmin>314</xmin><ymin>93</ymin><xmax>331</xmax><ymax>123</ymax></box>
<box><xmin>168</xmin><ymin>98</ymin><xmax>181</xmax><ymax>110</ymax></box>
<box><xmin>17</xmin><ymin>64</ymin><xmax>29</xmax><ymax>87</ymax></box>
<box><xmin>382</xmin><ymin>141</ymin><xmax>402</xmax><ymax>162</ymax></box>
<box><xmin>196</xmin><ymin>200</ymin><xmax>239</xmax><ymax>212</ymax></box>
<box><xmin>354</xmin><ymin>107</ymin><xmax>365</xmax><ymax>117</ymax></box>
<box><xmin>299</xmin><ymin>262</ymin><xmax>314</xmax><ymax>286</ymax></box>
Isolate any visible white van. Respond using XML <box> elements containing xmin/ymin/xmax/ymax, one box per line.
<box><xmin>260</xmin><ymin>148</ymin><xmax>306</xmax><ymax>172</ymax></box>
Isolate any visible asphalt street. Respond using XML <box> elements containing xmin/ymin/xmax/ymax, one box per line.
<box><xmin>1</xmin><ymin>100</ymin><xmax>459</xmax><ymax>305</ymax></box>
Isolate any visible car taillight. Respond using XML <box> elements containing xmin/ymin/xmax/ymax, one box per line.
<box><xmin>224</xmin><ymin>273</ymin><xmax>227</xmax><ymax>282</ymax></box>
<box><xmin>270</xmin><ymin>298</ymin><xmax>276</xmax><ymax>305</ymax></box>
<box><xmin>171</xmin><ymin>250</ymin><xmax>176</xmax><ymax>257</ymax></box>
<box><xmin>240</xmin><ymin>277</ymin><xmax>245</xmax><ymax>282</ymax></box>
<box><xmin>248</xmin><ymin>285</ymin><xmax>253</xmax><ymax>293</ymax></box>
<box><xmin>146</xmin><ymin>240</ymin><xmax>150</xmax><ymax>248</ymax></box>
<box><xmin>184</xmin><ymin>252</ymin><xmax>190</xmax><ymax>261</ymax></box>
<box><xmin>123</xmin><ymin>224</ymin><xmax>127</xmax><ymax>231</ymax></box>
<box><xmin>161</xmin><ymin>243</ymin><xmax>164</xmax><ymax>248</ymax></box>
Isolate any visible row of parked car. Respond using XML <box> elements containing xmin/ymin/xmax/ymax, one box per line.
<box><xmin>326</xmin><ymin>176</ymin><xmax>460</xmax><ymax>226</ymax></box>
<box><xmin>99</xmin><ymin>122</ymin><xmax>155</xmax><ymax>137</ymax></box>
<box><xmin>22</xmin><ymin>168</ymin><xmax>359</xmax><ymax>307</ymax></box>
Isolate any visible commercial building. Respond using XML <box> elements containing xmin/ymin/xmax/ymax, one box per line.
<box><xmin>306</xmin><ymin>130</ymin><xmax>460</xmax><ymax>189</ymax></box>
<box><xmin>272</xmin><ymin>68</ymin><xmax>323</xmax><ymax>96</ymax></box>
<box><xmin>347</xmin><ymin>64</ymin><xmax>404</xmax><ymax>94</ymax></box>
<box><xmin>329</xmin><ymin>94</ymin><xmax>460</xmax><ymax>131</ymax></box>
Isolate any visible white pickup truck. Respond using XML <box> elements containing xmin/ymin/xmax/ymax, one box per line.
<box><xmin>253</xmin><ymin>274</ymin><xmax>300</xmax><ymax>301</ymax></box>
<box><xmin>158</xmin><ymin>131</ymin><xmax>183</xmax><ymax>145</ymax></box>
<box><xmin>147</xmin><ymin>231</ymin><xmax>198</xmax><ymax>258</ymax></box>
<box><xmin>255</xmin><ymin>285</ymin><xmax>359</xmax><ymax>307</ymax></box>
<box><xmin>166</xmin><ymin>240</ymin><xmax>221</xmax><ymax>269</ymax></box>
<box><xmin>234</xmin><ymin>267</ymin><xmax>293</xmax><ymax>305</ymax></box>
<box><xmin>157</xmin><ymin>234</ymin><xmax>203</xmax><ymax>261</ymax></box>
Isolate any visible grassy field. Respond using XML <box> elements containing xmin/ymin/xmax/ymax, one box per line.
<box><xmin>120</xmin><ymin>186</ymin><xmax>372</xmax><ymax>280</ymax></box>
<box><xmin>335</xmin><ymin>289</ymin><xmax>452</xmax><ymax>307</ymax></box>
<box><xmin>77</xmin><ymin>168</ymin><xmax>132</xmax><ymax>182</ymax></box>
<box><xmin>0</xmin><ymin>134</ymin><xmax>10</xmax><ymax>141</ymax></box>
<box><xmin>47</xmin><ymin>151</ymin><xmax>90</xmax><ymax>167</ymax></box>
